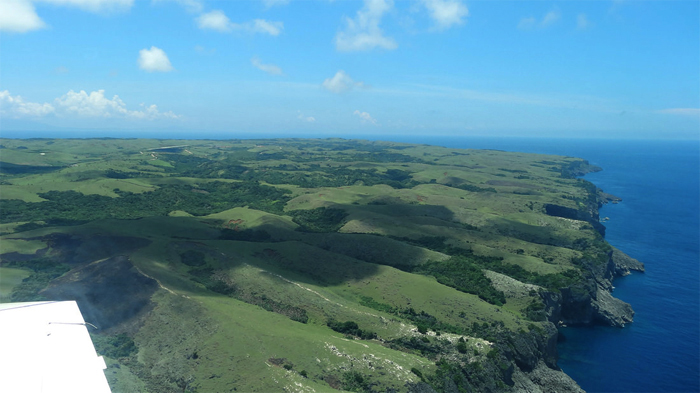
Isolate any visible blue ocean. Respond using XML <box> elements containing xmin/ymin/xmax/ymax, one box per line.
<box><xmin>383</xmin><ymin>136</ymin><xmax>700</xmax><ymax>393</ymax></box>
<box><xmin>6</xmin><ymin>131</ymin><xmax>699</xmax><ymax>392</ymax></box>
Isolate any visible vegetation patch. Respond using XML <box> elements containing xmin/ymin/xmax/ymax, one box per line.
<box><xmin>326</xmin><ymin>319</ymin><xmax>377</xmax><ymax>340</ymax></box>
<box><xmin>290</xmin><ymin>207</ymin><xmax>348</xmax><ymax>233</ymax></box>
<box><xmin>414</xmin><ymin>256</ymin><xmax>507</xmax><ymax>306</ymax></box>
<box><xmin>92</xmin><ymin>333</ymin><xmax>138</xmax><ymax>359</ymax></box>
<box><xmin>3</xmin><ymin>258</ymin><xmax>70</xmax><ymax>301</ymax></box>
<box><xmin>0</xmin><ymin>181</ymin><xmax>291</xmax><ymax>225</ymax></box>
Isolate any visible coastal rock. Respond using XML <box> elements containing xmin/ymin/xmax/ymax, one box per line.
<box><xmin>557</xmin><ymin>278</ymin><xmax>635</xmax><ymax>327</ymax></box>
<box><xmin>611</xmin><ymin>247</ymin><xmax>645</xmax><ymax>276</ymax></box>
<box><xmin>554</xmin><ymin>241</ymin><xmax>643</xmax><ymax>328</ymax></box>
<box><xmin>498</xmin><ymin>322</ymin><xmax>559</xmax><ymax>371</ymax></box>
<box><xmin>511</xmin><ymin>361</ymin><xmax>585</xmax><ymax>393</ymax></box>
<box><xmin>598</xmin><ymin>191</ymin><xmax>622</xmax><ymax>205</ymax></box>
<box><xmin>592</xmin><ymin>288</ymin><xmax>634</xmax><ymax>327</ymax></box>
<box><xmin>543</xmin><ymin>203</ymin><xmax>606</xmax><ymax>237</ymax></box>
<box><xmin>541</xmin><ymin>291</ymin><xmax>562</xmax><ymax>324</ymax></box>
<box><xmin>484</xmin><ymin>270</ymin><xmax>541</xmax><ymax>298</ymax></box>
<box><xmin>558</xmin><ymin>280</ymin><xmax>598</xmax><ymax>326</ymax></box>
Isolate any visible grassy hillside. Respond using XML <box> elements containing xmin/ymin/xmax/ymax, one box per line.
<box><xmin>0</xmin><ymin>138</ymin><xmax>613</xmax><ymax>392</ymax></box>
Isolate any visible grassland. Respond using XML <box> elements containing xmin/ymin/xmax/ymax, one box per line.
<box><xmin>0</xmin><ymin>138</ymin><xmax>611</xmax><ymax>392</ymax></box>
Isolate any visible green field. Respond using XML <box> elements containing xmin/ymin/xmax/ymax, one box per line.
<box><xmin>0</xmin><ymin>267</ymin><xmax>31</xmax><ymax>301</ymax></box>
<box><xmin>0</xmin><ymin>138</ymin><xmax>623</xmax><ymax>392</ymax></box>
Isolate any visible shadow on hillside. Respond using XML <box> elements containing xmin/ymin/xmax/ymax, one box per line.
<box><xmin>41</xmin><ymin>255</ymin><xmax>158</xmax><ymax>331</ymax></box>
<box><xmin>4</xmin><ymin>202</ymin><xmax>461</xmax><ymax>325</ymax></box>
<box><xmin>219</xmin><ymin>202</ymin><xmax>459</xmax><ymax>287</ymax></box>
<box><xmin>481</xmin><ymin>217</ymin><xmax>577</xmax><ymax>248</ymax></box>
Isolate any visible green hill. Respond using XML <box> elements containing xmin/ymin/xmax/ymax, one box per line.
<box><xmin>0</xmin><ymin>138</ymin><xmax>643</xmax><ymax>392</ymax></box>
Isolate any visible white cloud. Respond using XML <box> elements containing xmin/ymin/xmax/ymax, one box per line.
<box><xmin>335</xmin><ymin>0</ymin><xmax>397</xmax><ymax>52</ymax></box>
<box><xmin>353</xmin><ymin>110</ymin><xmax>377</xmax><ymax>125</ymax></box>
<box><xmin>0</xmin><ymin>0</ymin><xmax>46</xmax><ymax>32</ymax></box>
<box><xmin>0</xmin><ymin>0</ymin><xmax>132</xmax><ymax>33</ymax></box>
<box><xmin>251</xmin><ymin>57</ymin><xmax>283</xmax><ymax>75</ymax></box>
<box><xmin>0</xmin><ymin>90</ymin><xmax>55</xmax><ymax>116</ymax></box>
<box><xmin>577</xmin><ymin>13</ymin><xmax>590</xmax><ymax>30</ymax></box>
<box><xmin>196</xmin><ymin>10</ymin><xmax>283</xmax><ymax>36</ymax></box>
<box><xmin>656</xmin><ymin>108</ymin><xmax>700</xmax><ymax>116</ymax></box>
<box><xmin>0</xmin><ymin>89</ymin><xmax>180</xmax><ymax>120</ymax></box>
<box><xmin>55</xmin><ymin>89</ymin><xmax>125</xmax><ymax>117</ymax></box>
<box><xmin>55</xmin><ymin>90</ymin><xmax>180</xmax><ymax>119</ymax></box>
<box><xmin>297</xmin><ymin>111</ymin><xmax>316</xmax><ymax>123</ymax></box>
<box><xmin>322</xmin><ymin>71</ymin><xmax>364</xmax><ymax>94</ymax></box>
<box><xmin>138</xmin><ymin>46</ymin><xmax>173</xmax><ymax>72</ymax></box>
<box><xmin>422</xmin><ymin>0</ymin><xmax>468</xmax><ymax>30</ymax></box>
<box><xmin>196</xmin><ymin>10</ymin><xmax>232</xmax><ymax>32</ymax></box>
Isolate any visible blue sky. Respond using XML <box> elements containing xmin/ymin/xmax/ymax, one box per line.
<box><xmin>1</xmin><ymin>0</ymin><xmax>698</xmax><ymax>139</ymax></box>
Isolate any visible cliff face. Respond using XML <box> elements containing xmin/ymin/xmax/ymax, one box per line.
<box><xmin>549</xmin><ymin>252</ymin><xmax>640</xmax><ymax>327</ymax></box>
<box><xmin>520</xmin><ymin>189</ymin><xmax>646</xmax><ymax>392</ymax></box>
<box><xmin>499</xmin><ymin>322</ymin><xmax>584</xmax><ymax>392</ymax></box>
<box><xmin>543</xmin><ymin>188</ymin><xmax>645</xmax><ymax>329</ymax></box>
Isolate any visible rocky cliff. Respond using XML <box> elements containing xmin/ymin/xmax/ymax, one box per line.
<box><xmin>543</xmin><ymin>190</ymin><xmax>645</xmax><ymax>330</ymax></box>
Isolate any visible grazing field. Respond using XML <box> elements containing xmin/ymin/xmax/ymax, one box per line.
<box><xmin>0</xmin><ymin>138</ymin><xmax>631</xmax><ymax>392</ymax></box>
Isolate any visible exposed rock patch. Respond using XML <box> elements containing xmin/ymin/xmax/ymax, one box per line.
<box><xmin>592</xmin><ymin>288</ymin><xmax>634</xmax><ymax>327</ymax></box>
<box><xmin>611</xmin><ymin>247</ymin><xmax>645</xmax><ymax>276</ymax></box>
<box><xmin>512</xmin><ymin>361</ymin><xmax>584</xmax><ymax>393</ymax></box>
<box><xmin>484</xmin><ymin>270</ymin><xmax>541</xmax><ymax>299</ymax></box>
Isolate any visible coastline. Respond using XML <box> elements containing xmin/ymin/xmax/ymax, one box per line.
<box><xmin>544</xmin><ymin>139</ymin><xmax>699</xmax><ymax>392</ymax></box>
<box><xmin>1</xmin><ymin>137</ymin><xmax>695</xmax><ymax>392</ymax></box>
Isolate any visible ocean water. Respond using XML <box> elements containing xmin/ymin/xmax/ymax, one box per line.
<box><xmin>378</xmin><ymin>136</ymin><xmax>700</xmax><ymax>393</ymax></box>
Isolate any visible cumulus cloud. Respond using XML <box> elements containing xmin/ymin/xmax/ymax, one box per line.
<box><xmin>518</xmin><ymin>8</ymin><xmax>561</xmax><ymax>30</ymax></box>
<box><xmin>577</xmin><ymin>13</ymin><xmax>590</xmax><ymax>30</ymax></box>
<box><xmin>55</xmin><ymin>90</ymin><xmax>180</xmax><ymax>119</ymax></box>
<box><xmin>0</xmin><ymin>0</ymin><xmax>46</xmax><ymax>32</ymax></box>
<box><xmin>322</xmin><ymin>71</ymin><xmax>365</xmax><ymax>94</ymax></box>
<box><xmin>196</xmin><ymin>9</ymin><xmax>232</xmax><ymax>32</ymax></box>
<box><xmin>196</xmin><ymin>10</ymin><xmax>283</xmax><ymax>35</ymax></box>
<box><xmin>353</xmin><ymin>110</ymin><xmax>377</xmax><ymax>125</ymax></box>
<box><xmin>422</xmin><ymin>0</ymin><xmax>468</xmax><ymax>30</ymax></box>
<box><xmin>251</xmin><ymin>57</ymin><xmax>283</xmax><ymax>75</ymax></box>
<box><xmin>656</xmin><ymin>108</ymin><xmax>700</xmax><ymax>116</ymax></box>
<box><xmin>297</xmin><ymin>111</ymin><xmax>316</xmax><ymax>123</ymax></box>
<box><xmin>1</xmin><ymin>0</ymin><xmax>133</xmax><ymax>32</ymax></box>
<box><xmin>0</xmin><ymin>89</ymin><xmax>180</xmax><ymax>120</ymax></box>
<box><xmin>0</xmin><ymin>90</ymin><xmax>55</xmax><ymax>116</ymax></box>
<box><xmin>138</xmin><ymin>46</ymin><xmax>174</xmax><ymax>72</ymax></box>
<box><xmin>335</xmin><ymin>0</ymin><xmax>397</xmax><ymax>52</ymax></box>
